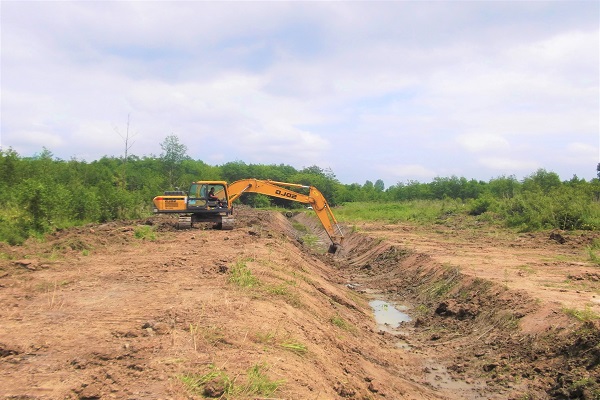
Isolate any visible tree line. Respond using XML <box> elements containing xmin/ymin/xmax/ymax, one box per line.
<box><xmin>1</xmin><ymin>135</ymin><xmax>598</xmax><ymax>244</ymax></box>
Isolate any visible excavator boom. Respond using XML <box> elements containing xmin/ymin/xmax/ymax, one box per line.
<box><xmin>227</xmin><ymin>179</ymin><xmax>344</xmax><ymax>252</ymax></box>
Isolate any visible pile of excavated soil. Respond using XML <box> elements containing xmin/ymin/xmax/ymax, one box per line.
<box><xmin>0</xmin><ymin>208</ymin><xmax>598</xmax><ymax>399</ymax></box>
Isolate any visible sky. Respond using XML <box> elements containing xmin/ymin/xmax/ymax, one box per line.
<box><xmin>1</xmin><ymin>1</ymin><xmax>599</xmax><ymax>187</ymax></box>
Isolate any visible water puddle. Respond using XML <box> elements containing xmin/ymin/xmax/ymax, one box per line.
<box><xmin>369</xmin><ymin>300</ymin><xmax>411</xmax><ymax>328</ymax></box>
<box><xmin>348</xmin><ymin>283</ymin><xmax>414</xmax><ymax>348</ymax></box>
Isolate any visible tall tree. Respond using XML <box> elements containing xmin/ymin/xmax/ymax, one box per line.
<box><xmin>160</xmin><ymin>134</ymin><xmax>188</xmax><ymax>188</ymax></box>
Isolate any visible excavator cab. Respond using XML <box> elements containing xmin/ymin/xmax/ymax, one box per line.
<box><xmin>187</xmin><ymin>183</ymin><xmax>227</xmax><ymax>210</ymax></box>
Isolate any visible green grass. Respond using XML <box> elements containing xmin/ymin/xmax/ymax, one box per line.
<box><xmin>243</xmin><ymin>363</ymin><xmax>285</xmax><ymax>396</ymax></box>
<box><xmin>516</xmin><ymin>265</ymin><xmax>536</xmax><ymax>275</ymax></box>
<box><xmin>229</xmin><ymin>259</ymin><xmax>259</xmax><ymax>288</ymax></box>
<box><xmin>291</xmin><ymin>221</ymin><xmax>309</xmax><ymax>233</ymax></box>
<box><xmin>335</xmin><ymin>194</ymin><xmax>600</xmax><ymax>233</ymax></box>
<box><xmin>265</xmin><ymin>283</ymin><xmax>289</xmax><ymax>295</ymax></box>
<box><xmin>567</xmin><ymin>377</ymin><xmax>600</xmax><ymax>399</ymax></box>
<box><xmin>587</xmin><ymin>239</ymin><xmax>600</xmax><ymax>266</ymax></box>
<box><xmin>179</xmin><ymin>363</ymin><xmax>284</xmax><ymax>397</ymax></box>
<box><xmin>252</xmin><ymin>329</ymin><xmax>307</xmax><ymax>355</ymax></box>
<box><xmin>335</xmin><ymin>200</ymin><xmax>465</xmax><ymax>224</ymax></box>
<box><xmin>263</xmin><ymin>282</ymin><xmax>303</xmax><ymax>308</ymax></box>
<box><xmin>279</xmin><ymin>340</ymin><xmax>308</xmax><ymax>355</ymax></box>
<box><xmin>563</xmin><ymin>306</ymin><xmax>600</xmax><ymax>322</ymax></box>
<box><xmin>179</xmin><ymin>364</ymin><xmax>233</xmax><ymax>396</ymax></box>
<box><xmin>134</xmin><ymin>225</ymin><xmax>156</xmax><ymax>241</ymax></box>
<box><xmin>330</xmin><ymin>314</ymin><xmax>356</xmax><ymax>332</ymax></box>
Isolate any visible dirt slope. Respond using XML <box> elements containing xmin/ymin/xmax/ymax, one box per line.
<box><xmin>0</xmin><ymin>209</ymin><xmax>599</xmax><ymax>399</ymax></box>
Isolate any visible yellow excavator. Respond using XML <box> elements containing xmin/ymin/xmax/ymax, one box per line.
<box><xmin>152</xmin><ymin>179</ymin><xmax>344</xmax><ymax>253</ymax></box>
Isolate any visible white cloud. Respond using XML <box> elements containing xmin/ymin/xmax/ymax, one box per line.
<box><xmin>457</xmin><ymin>134</ymin><xmax>510</xmax><ymax>152</ymax></box>
<box><xmin>376</xmin><ymin>164</ymin><xmax>437</xmax><ymax>181</ymax></box>
<box><xmin>559</xmin><ymin>142</ymin><xmax>599</xmax><ymax>167</ymax></box>
<box><xmin>1</xmin><ymin>1</ymin><xmax>598</xmax><ymax>184</ymax></box>
<box><xmin>5</xmin><ymin>130</ymin><xmax>64</xmax><ymax>152</ymax></box>
<box><xmin>478</xmin><ymin>157</ymin><xmax>540</xmax><ymax>172</ymax></box>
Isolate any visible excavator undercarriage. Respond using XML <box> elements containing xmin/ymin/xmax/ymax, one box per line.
<box><xmin>176</xmin><ymin>214</ymin><xmax>234</xmax><ymax>230</ymax></box>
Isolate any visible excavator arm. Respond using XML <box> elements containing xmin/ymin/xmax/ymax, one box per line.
<box><xmin>227</xmin><ymin>179</ymin><xmax>344</xmax><ymax>253</ymax></box>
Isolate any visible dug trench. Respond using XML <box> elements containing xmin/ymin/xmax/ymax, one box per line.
<box><xmin>0</xmin><ymin>208</ymin><xmax>598</xmax><ymax>399</ymax></box>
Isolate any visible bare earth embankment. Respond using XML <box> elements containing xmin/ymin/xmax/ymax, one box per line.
<box><xmin>1</xmin><ymin>208</ymin><xmax>599</xmax><ymax>399</ymax></box>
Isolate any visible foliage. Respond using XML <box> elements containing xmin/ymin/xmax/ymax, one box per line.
<box><xmin>497</xmin><ymin>185</ymin><xmax>600</xmax><ymax>231</ymax></box>
<box><xmin>1</xmin><ymin>142</ymin><xmax>599</xmax><ymax>244</ymax></box>
<box><xmin>160</xmin><ymin>134</ymin><xmax>189</xmax><ymax>187</ymax></box>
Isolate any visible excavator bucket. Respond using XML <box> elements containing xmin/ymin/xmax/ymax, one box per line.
<box><xmin>328</xmin><ymin>243</ymin><xmax>339</xmax><ymax>254</ymax></box>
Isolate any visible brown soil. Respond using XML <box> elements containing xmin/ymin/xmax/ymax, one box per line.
<box><xmin>0</xmin><ymin>208</ymin><xmax>599</xmax><ymax>399</ymax></box>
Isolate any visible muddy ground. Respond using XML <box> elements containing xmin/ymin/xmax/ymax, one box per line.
<box><xmin>0</xmin><ymin>208</ymin><xmax>599</xmax><ymax>399</ymax></box>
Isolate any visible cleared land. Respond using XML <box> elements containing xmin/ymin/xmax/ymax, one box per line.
<box><xmin>1</xmin><ymin>208</ymin><xmax>599</xmax><ymax>399</ymax></box>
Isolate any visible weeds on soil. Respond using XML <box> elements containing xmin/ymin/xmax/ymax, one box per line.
<box><xmin>586</xmin><ymin>239</ymin><xmax>600</xmax><ymax>267</ymax></box>
<box><xmin>134</xmin><ymin>225</ymin><xmax>156</xmax><ymax>241</ymax></box>
<box><xmin>330</xmin><ymin>314</ymin><xmax>356</xmax><ymax>332</ymax></box>
<box><xmin>563</xmin><ymin>306</ymin><xmax>600</xmax><ymax>322</ymax></box>
<box><xmin>229</xmin><ymin>258</ymin><xmax>259</xmax><ymax>288</ymax></box>
<box><xmin>179</xmin><ymin>362</ymin><xmax>284</xmax><ymax>398</ymax></box>
<box><xmin>279</xmin><ymin>340</ymin><xmax>308</xmax><ymax>356</ymax></box>
<box><xmin>229</xmin><ymin>258</ymin><xmax>304</xmax><ymax>307</ymax></box>
<box><xmin>252</xmin><ymin>328</ymin><xmax>308</xmax><ymax>356</ymax></box>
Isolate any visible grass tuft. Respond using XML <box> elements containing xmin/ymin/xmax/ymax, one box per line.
<box><xmin>280</xmin><ymin>340</ymin><xmax>308</xmax><ymax>355</ymax></box>
<box><xmin>229</xmin><ymin>259</ymin><xmax>259</xmax><ymax>288</ymax></box>
<box><xmin>330</xmin><ymin>314</ymin><xmax>356</xmax><ymax>332</ymax></box>
<box><xmin>179</xmin><ymin>363</ymin><xmax>284</xmax><ymax>397</ymax></box>
<box><xmin>134</xmin><ymin>225</ymin><xmax>156</xmax><ymax>241</ymax></box>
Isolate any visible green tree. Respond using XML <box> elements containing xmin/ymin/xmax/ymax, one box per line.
<box><xmin>0</xmin><ymin>148</ymin><xmax>22</xmax><ymax>187</ymax></box>
<box><xmin>488</xmin><ymin>175</ymin><xmax>518</xmax><ymax>199</ymax></box>
<box><xmin>221</xmin><ymin>160</ymin><xmax>249</xmax><ymax>182</ymax></box>
<box><xmin>160</xmin><ymin>135</ymin><xmax>189</xmax><ymax>188</ymax></box>
<box><xmin>522</xmin><ymin>169</ymin><xmax>561</xmax><ymax>194</ymax></box>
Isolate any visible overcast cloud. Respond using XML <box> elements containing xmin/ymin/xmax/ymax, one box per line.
<box><xmin>1</xmin><ymin>1</ymin><xmax>598</xmax><ymax>186</ymax></box>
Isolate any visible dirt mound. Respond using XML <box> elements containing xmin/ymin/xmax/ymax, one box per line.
<box><xmin>0</xmin><ymin>208</ymin><xmax>598</xmax><ymax>399</ymax></box>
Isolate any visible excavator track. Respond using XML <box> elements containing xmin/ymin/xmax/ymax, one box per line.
<box><xmin>177</xmin><ymin>215</ymin><xmax>192</xmax><ymax>229</ymax></box>
<box><xmin>220</xmin><ymin>217</ymin><xmax>234</xmax><ymax>230</ymax></box>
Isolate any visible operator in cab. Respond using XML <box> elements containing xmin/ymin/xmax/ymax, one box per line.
<box><xmin>208</xmin><ymin>187</ymin><xmax>225</xmax><ymax>208</ymax></box>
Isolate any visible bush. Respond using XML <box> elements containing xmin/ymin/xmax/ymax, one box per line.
<box><xmin>498</xmin><ymin>186</ymin><xmax>600</xmax><ymax>231</ymax></box>
<box><xmin>468</xmin><ymin>195</ymin><xmax>496</xmax><ymax>216</ymax></box>
<box><xmin>0</xmin><ymin>216</ymin><xmax>28</xmax><ymax>245</ymax></box>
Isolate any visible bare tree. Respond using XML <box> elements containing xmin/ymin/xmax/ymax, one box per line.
<box><xmin>115</xmin><ymin>114</ymin><xmax>137</xmax><ymax>189</ymax></box>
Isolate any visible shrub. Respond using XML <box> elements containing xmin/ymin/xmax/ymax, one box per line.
<box><xmin>468</xmin><ymin>195</ymin><xmax>496</xmax><ymax>216</ymax></box>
